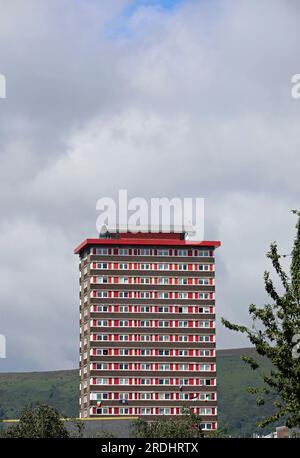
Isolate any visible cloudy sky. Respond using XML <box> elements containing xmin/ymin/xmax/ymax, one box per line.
<box><xmin>0</xmin><ymin>0</ymin><xmax>299</xmax><ymax>371</ymax></box>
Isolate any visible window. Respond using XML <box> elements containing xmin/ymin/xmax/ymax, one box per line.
<box><xmin>119</xmin><ymin>263</ymin><xmax>128</xmax><ymax>269</ymax></box>
<box><xmin>96</xmin><ymin>248</ymin><xmax>109</xmax><ymax>255</ymax></box>
<box><xmin>140</xmin><ymin>335</ymin><xmax>151</xmax><ymax>341</ymax></box>
<box><xmin>119</xmin><ymin>306</ymin><xmax>129</xmax><ymax>312</ymax></box>
<box><xmin>201</xmin><ymin>350</ymin><xmax>210</xmax><ymax>357</ymax></box>
<box><xmin>96</xmin><ymin>363</ymin><xmax>108</xmax><ymax>370</ymax></box>
<box><xmin>140</xmin><ymin>349</ymin><xmax>151</xmax><ymax>356</ymax></box>
<box><xmin>97</xmin><ymin>320</ymin><xmax>108</xmax><ymax>327</ymax></box>
<box><xmin>96</xmin><ymin>305</ymin><xmax>108</xmax><ymax>312</ymax></box>
<box><xmin>178</xmin><ymin>321</ymin><xmax>189</xmax><ymax>328</ymax></box>
<box><xmin>158</xmin><ymin>364</ymin><xmax>170</xmax><ymax>371</ymax></box>
<box><xmin>141</xmin><ymin>264</ymin><xmax>150</xmax><ymax>270</ymax></box>
<box><xmin>199</xmin><ymin>320</ymin><xmax>210</xmax><ymax>328</ymax></box>
<box><xmin>200</xmin><ymin>365</ymin><xmax>210</xmax><ymax>371</ymax></box>
<box><xmin>97</xmin><ymin>378</ymin><xmax>108</xmax><ymax>385</ymax></box>
<box><xmin>158</xmin><ymin>321</ymin><xmax>169</xmax><ymax>327</ymax></box>
<box><xmin>119</xmin><ymin>349</ymin><xmax>130</xmax><ymax>356</ymax></box>
<box><xmin>140</xmin><ymin>306</ymin><xmax>150</xmax><ymax>313</ymax></box>
<box><xmin>158</xmin><ymin>264</ymin><xmax>168</xmax><ymax>270</ymax></box>
<box><xmin>97</xmin><ymin>262</ymin><xmax>108</xmax><ymax>269</ymax></box>
<box><xmin>158</xmin><ymin>292</ymin><xmax>169</xmax><ymax>299</ymax></box>
<box><xmin>140</xmin><ymin>249</ymin><xmax>150</xmax><ymax>256</ymax></box>
<box><xmin>157</xmin><ymin>249</ymin><xmax>169</xmax><ymax>256</ymax></box>
<box><xmin>198</xmin><ymin>264</ymin><xmax>210</xmax><ymax>271</ymax></box>
<box><xmin>178</xmin><ymin>350</ymin><xmax>188</xmax><ymax>356</ymax></box>
<box><xmin>119</xmin><ymin>320</ymin><xmax>129</xmax><ymax>327</ymax></box>
<box><xmin>119</xmin><ymin>335</ymin><xmax>129</xmax><ymax>341</ymax></box>
<box><xmin>141</xmin><ymin>321</ymin><xmax>150</xmax><ymax>327</ymax></box>
<box><xmin>96</xmin><ymin>334</ymin><xmax>108</xmax><ymax>341</ymax></box>
<box><xmin>178</xmin><ymin>335</ymin><xmax>188</xmax><ymax>342</ymax></box>
<box><xmin>158</xmin><ymin>277</ymin><xmax>168</xmax><ymax>285</ymax></box>
<box><xmin>178</xmin><ymin>250</ymin><xmax>188</xmax><ymax>256</ymax></box>
<box><xmin>200</xmin><ymin>335</ymin><xmax>210</xmax><ymax>342</ymax></box>
<box><xmin>179</xmin><ymin>364</ymin><xmax>188</xmax><ymax>371</ymax></box>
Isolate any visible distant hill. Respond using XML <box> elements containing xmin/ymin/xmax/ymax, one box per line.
<box><xmin>0</xmin><ymin>348</ymin><xmax>280</xmax><ymax>437</ymax></box>
<box><xmin>216</xmin><ymin>347</ymin><xmax>281</xmax><ymax>437</ymax></box>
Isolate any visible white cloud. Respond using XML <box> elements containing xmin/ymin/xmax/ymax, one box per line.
<box><xmin>0</xmin><ymin>219</ymin><xmax>78</xmax><ymax>370</ymax></box>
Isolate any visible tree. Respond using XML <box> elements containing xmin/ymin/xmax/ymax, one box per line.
<box><xmin>131</xmin><ymin>409</ymin><xmax>204</xmax><ymax>438</ymax></box>
<box><xmin>222</xmin><ymin>210</ymin><xmax>300</xmax><ymax>429</ymax></box>
<box><xmin>2</xmin><ymin>403</ymin><xmax>81</xmax><ymax>438</ymax></box>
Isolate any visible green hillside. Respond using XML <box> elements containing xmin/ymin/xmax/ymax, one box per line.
<box><xmin>0</xmin><ymin>348</ymin><xmax>280</xmax><ymax>437</ymax></box>
<box><xmin>217</xmin><ymin>348</ymin><xmax>280</xmax><ymax>437</ymax></box>
<box><xmin>0</xmin><ymin>370</ymin><xmax>78</xmax><ymax>421</ymax></box>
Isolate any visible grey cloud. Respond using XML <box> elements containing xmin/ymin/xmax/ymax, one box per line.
<box><xmin>0</xmin><ymin>0</ymin><xmax>299</xmax><ymax>370</ymax></box>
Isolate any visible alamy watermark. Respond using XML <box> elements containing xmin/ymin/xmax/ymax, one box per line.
<box><xmin>0</xmin><ymin>74</ymin><xmax>6</xmax><ymax>98</ymax></box>
<box><xmin>291</xmin><ymin>74</ymin><xmax>300</xmax><ymax>99</ymax></box>
<box><xmin>96</xmin><ymin>190</ymin><xmax>205</xmax><ymax>241</ymax></box>
<box><xmin>0</xmin><ymin>334</ymin><xmax>6</xmax><ymax>359</ymax></box>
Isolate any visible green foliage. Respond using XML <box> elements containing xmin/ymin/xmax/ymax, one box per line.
<box><xmin>131</xmin><ymin>409</ymin><xmax>204</xmax><ymax>438</ymax></box>
<box><xmin>2</xmin><ymin>404</ymin><xmax>70</xmax><ymax>438</ymax></box>
<box><xmin>222</xmin><ymin>210</ymin><xmax>300</xmax><ymax>429</ymax></box>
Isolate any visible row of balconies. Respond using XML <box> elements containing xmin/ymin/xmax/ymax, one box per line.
<box><xmin>83</xmin><ymin>304</ymin><xmax>215</xmax><ymax>314</ymax></box>
<box><xmin>89</xmin><ymin>405</ymin><xmax>217</xmax><ymax>417</ymax></box>
<box><xmin>90</xmin><ymin>247</ymin><xmax>214</xmax><ymax>258</ymax></box>
<box><xmin>89</xmin><ymin>275</ymin><xmax>215</xmax><ymax>286</ymax></box>
<box><xmin>88</xmin><ymin>333</ymin><xmax>215</xmax><ymax>343</ymax></box>
<box><xmin>89</xmin><ymin>391</ymin><xmax>217</xmax><ymax>401</ymax></box>
<box><xmin>89</xmin><ymin>261</ymin><xmax>214</xmax><ymax>272</ymax></box>
<box><xmin>89</xmin><ymin>377</ymin><xmax>216</xmax><ymax>386</ymax></box>
<box><xmin>89</xmin><ymin>362</ymin><xmax>216</xmax><ymax>372</ymax></box>
<box><xmin>89</xmin><ymin>318</ymin><xmax>215</xmax><ymax>329</ymax></box>
<box><xmin>90</xmin><ymin>290</ymin><xmax>215</xmax><ymax>300</ymax></box>
<box><xmin>86</xmin><ymin>347</ymin><xmax>215</xmax><ymax>357</ymax></box>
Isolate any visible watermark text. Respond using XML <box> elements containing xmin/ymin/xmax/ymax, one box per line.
<box><xmin>96</xmin><ymin>190</ymin><xmax>204</xmax><ymax>240</ymax></box>
<box><xmin>291</xmin><ymin>74</ymin><xmax>300</xmax><ymax>99</ymax></box>
<box><xmin>0</xmin><ymin>74</ymin><xmax>6</xmax><ymax>98</ymax></box>
<box><xmin>0</xmin><ymin>334</ymin><xmax>6</xmax><ymax>358</ymax></box>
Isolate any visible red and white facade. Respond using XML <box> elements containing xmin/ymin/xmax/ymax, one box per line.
<box><xmin>75</xmin><ymin>231</ymin><xmax>220</xmax><ymax>431</ymax></box>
